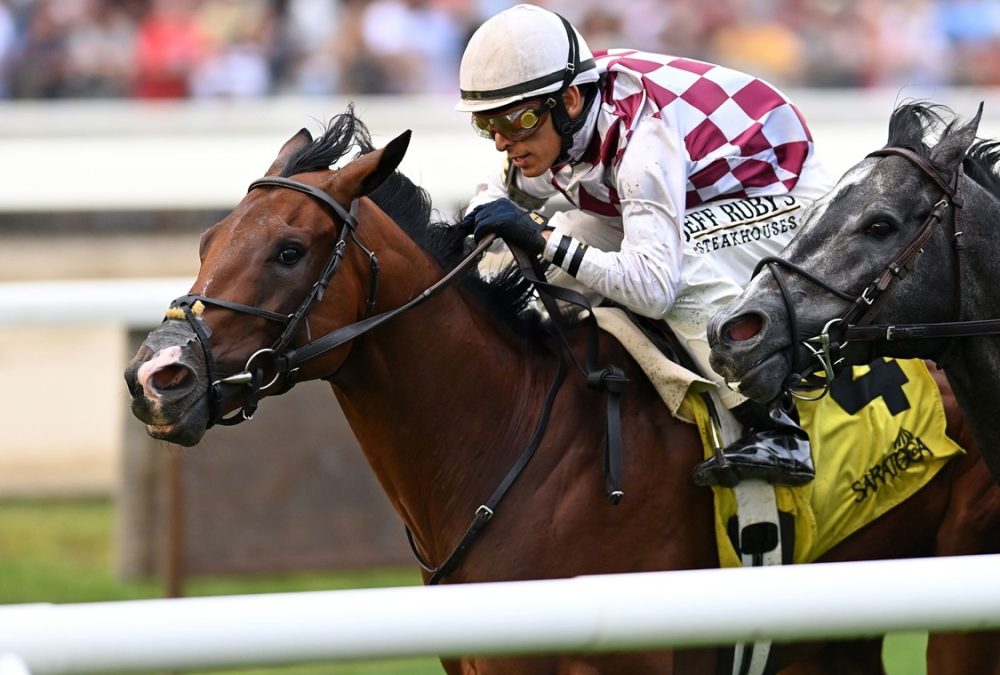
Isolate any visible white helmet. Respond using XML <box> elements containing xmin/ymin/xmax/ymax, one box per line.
<box><xmin>455</xmin><ymin>4</ymin><xmax>599</xmax><ymax>113</ymax></box>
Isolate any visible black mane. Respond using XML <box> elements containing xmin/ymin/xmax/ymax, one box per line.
<box><xmin>886</xmin><ymin>101</ymin><xmax>1000</xmax><ymax>200</ymax></box>
<box><xmin>964</xmin><ymin>140</ymin><xmax>1000</xmax><ymax>200</ymax></box>
<box><xmin>286</xmin><ymin>107</ymin><xmax>543</xmax><ymax>336</ymax></box>
<box><xmin>885</xmin><ymin>101</ymin><xmax>948</xmax><ymax>155</ymax></box>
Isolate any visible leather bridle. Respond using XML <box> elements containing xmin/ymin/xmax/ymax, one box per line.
<box><xmin>164</xmin><ymin>174</ymin><xmax>626</xmax><ymax>585</ymax></box>
<box><xmin>169</xmin><ymin>175</ymin><xmax>376</xmax><ymax>426</ymax></box>
<box><xmin>749</xmin><ymin>145</ymin><xmax>984</xmax><ymax>398</ymax></box>
<box><xmin>170</xmin><ymin>175</ymin><xmax>496</xmax><ymax>428</ymax></box>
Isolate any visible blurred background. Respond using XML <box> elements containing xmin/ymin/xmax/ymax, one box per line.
<box><xmin>0</xmin><ymin>0</ymin><xmax>999</xmax><ymax>98</ymax></box>
<box><xmin>1</xmin><ymin>1</ymin><xmax>998</xmax><ymax>673</ymax></box>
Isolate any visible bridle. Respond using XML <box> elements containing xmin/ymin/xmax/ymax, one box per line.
<box><xmin>164</xmin><ymin>173</ymin><xmax>627</xmax><ymax>585</ymax></box>
<box><xmin>169</xmin><ymin>175</ymin><xmax>492</xmax><ymax>427</ymax></box>
<box><xmin>751</xmin><ymin>145</ymin><xmax>980</xmax><ymax>399</ymax></box>
<box><xmin>169</xmin><ymin>176</ymin><xmax>375</xmax><ymax>426</ymax></box>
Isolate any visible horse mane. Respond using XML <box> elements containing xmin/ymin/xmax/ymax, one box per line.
<box><xmin>283</xmin><ymin>106</ymin><xmax>546</xmax><ymax>338</ymax></box>
<box><xmin>885</xmin><ymin>101</ymin><xmax>948</xmax><ymax>154</ymax></box>
<box><xmin>886</xmin><ymin>100</ymin><xmax>1000</xmax><ymax>200</ymax></box>
<box><xmin>964</xmin><ymin>140</ymin><xmax>1000</xmax><ymax>201</ymax></box>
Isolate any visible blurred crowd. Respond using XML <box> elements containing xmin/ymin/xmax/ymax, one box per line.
<box><xmin>0</xmin><ymin>0</ymin><xmax>998</xmax><ymax>100</ymax></box>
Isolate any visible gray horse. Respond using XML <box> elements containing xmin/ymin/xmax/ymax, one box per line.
<box><xmin>706</xmin><ymin>101</ymin><xmax>1000</xmax><ymax>483</ymax></box>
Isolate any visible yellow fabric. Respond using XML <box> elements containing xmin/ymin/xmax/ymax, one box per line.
<box><xmin>680</xmin><ymin>359</ymin><xmax>965</xmax><ymax>568</ymax></box>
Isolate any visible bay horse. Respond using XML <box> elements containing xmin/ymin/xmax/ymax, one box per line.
<box><xmin>125</xmin><ymin>109</ymin><xmax>1000</xmax><ymax>674</ymax></box>
<box><xmin>707</xmin><ymin>102</ymin><xmax>1000</xmax><ymax>487</ymax></box>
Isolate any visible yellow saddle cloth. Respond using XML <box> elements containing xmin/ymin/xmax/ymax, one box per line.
<box><xmin>680</xmin><ymin>358</ymin><xmax>964</xmax><ymax>567</ymax></box>
<box><xmin>590</xmin><ymin>309</ymin><xmax>965</xmax><ymax>567</ymax></box>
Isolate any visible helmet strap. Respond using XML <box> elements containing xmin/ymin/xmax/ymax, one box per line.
<box><xmin>551</xmin><ymin>13</ymin><xmax>590</xmax><ymax>163</ymax></box>
<box><xmin>555</xmin><ymin>14</ymin><xmax>580</xmax><ymax>93</ymax></box>
<box><xmin>551</xmin><ymin>83</ymin><xmax>600</xmax><ymax>164</ymax></box>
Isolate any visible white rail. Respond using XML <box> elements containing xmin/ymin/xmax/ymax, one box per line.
<box><xmin>3</xmin><ymin>555</ymin><xmax>1000</xmax><ymax>674</ymax></box>
<box><xmin>1</xmin><ymin>91</ymin><xmax>997</xmax><ymax>213</ymax></box>
<box><xmin>0</xmin><ymin>277</ymin><xmax>190</xmax><ymax>327</ymax></box>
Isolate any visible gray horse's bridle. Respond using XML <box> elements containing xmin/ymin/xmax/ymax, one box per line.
<box><xmin>752</xmin><ymin>146</ymin><xmax>966</xmax><ymax>399</ymax></box>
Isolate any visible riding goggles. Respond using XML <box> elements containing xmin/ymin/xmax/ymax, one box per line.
<box><xmin>471</xmin><ymin>103</ymin><xmax>549</xmax><ymax>141</ymax></box>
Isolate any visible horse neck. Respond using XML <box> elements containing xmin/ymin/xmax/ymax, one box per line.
<box><xmin>942</xmin><ymin>353</ymin><xmax>1000</xmax><ymax>482</ymax></box>
<box><xmin>939</xmin><ymin>179</ymin><xmax>1000</xmax><ymax>481</ymax></box>
<box><xmin>953</xmin><ymin>179</ymin><xmax>1000</xmax><ymax>322</ymax></box>
<box><xmin>328</xmin><ymin>239</ymin><xmax>550</xmax><ymax>564</ymax></box>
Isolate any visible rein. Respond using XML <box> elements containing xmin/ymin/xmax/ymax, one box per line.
<box><xmin>407</xmin><ymin>245</ymin><xmax>631</xmax><ymax>586</ymax></box>
<box><xmin>509</xmin><ymin>248</ymin><xmax>629</xmax><ymax>504</ymax></box>
<box><xmin>171</xmin><ymin>175</ymin><xmax>372</xmax><ymax>425</ymax></box>
<box><xmin>756</xmin><ymin>145</ymin><xmax>983</xmax><ymax>396</ymax></box>
<box><xmin>167</xmin><ymin>174</ymin><xmax>621</xmax><ymax>586</ymax></box>
<box><xmin>171</xmin><ymin>176</ymin><xmax>492</xmax><ymax>425</ymax></box>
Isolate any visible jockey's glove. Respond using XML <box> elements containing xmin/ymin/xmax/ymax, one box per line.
<box><xmin>461</xmin><ymin>198</ymin><xmax>549</xmax><ymax>256</ymax></box>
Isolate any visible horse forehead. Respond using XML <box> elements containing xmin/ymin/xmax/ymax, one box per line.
<box><xmin>838</xmin><ymin>159</ymin><xmax>881</xmax><ymax>191</ymax></box>
<box><xmin>806</xmin><ymin>158</ymin><xmax>902</xmax><ymax>235</ymax></box>
<box><xmin>197</xmin><ymin>213</ymin><xmax>280</xmax><ymax>286</ymax></box>
<box><xmin>780</xmin><ymin>161</ymin><xmax>885</xmax><ymax>276</ymax></box>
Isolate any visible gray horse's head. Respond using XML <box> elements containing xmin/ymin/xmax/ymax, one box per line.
<box><xmin>708</xmin><ymin>102</ymin><xmax>989</xmax><ymax>403</ymax></box>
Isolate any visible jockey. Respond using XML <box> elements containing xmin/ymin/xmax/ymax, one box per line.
<box><xmin>455</xmin><ymin>4</ymin><xmax>834</xmax><ymax>487</ymax></box>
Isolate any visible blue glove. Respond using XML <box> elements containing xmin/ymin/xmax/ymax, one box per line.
<box><xmin>461</xmin><ymin>199</ymin><xmax>549</xmax><ymax>255</ymax></box>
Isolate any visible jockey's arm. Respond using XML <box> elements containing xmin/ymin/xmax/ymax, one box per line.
<box><xmin>464</xmin><ymin>157</ymin><xmax>559</xmax><ymax>215</ymax></box>
<box><xmin>542</xmin><ymin>119</ymin><xmax>688</xmax><ymax>318</ymax></box>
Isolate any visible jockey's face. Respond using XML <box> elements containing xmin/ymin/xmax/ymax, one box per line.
<box><xmin>485</xmin><ymin>87</ymin><xmax>584</xmax><ymax>178</ymax></box>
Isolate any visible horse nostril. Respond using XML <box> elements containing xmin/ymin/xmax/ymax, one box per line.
<box><xmin>151</xmin><ymin>363</ymin><xmax>195</xmax><ymax>393</ymax></box>
<box><xmin>726</xmin><ymin>314</ymin><xmax>763</xmax><ymax>342</ymax></box>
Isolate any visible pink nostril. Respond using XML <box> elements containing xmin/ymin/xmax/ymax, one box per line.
<box><xmin>151</xmin><ymin>364</ymin><xmax>194</xmax><ymax>392</ymax></box>
<box><xmin>727</xmin><ymin>315</ymin><xmax>763</xmax><ymax>342</ymax></box>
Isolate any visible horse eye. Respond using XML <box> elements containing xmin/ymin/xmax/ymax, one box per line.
<box><xmin>277</xmin><ymin>246</ymin><xmax>303</xmax><ymax>265</ymax></box>
<box><xmin>867</xmin><ymin>221</ymin><xmax>894</xmax><ymax>239</ymax></box>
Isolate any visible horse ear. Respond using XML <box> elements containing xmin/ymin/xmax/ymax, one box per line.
<box><xmin>265</xmin><ymin>128</ymin><xmax>313</xmax><ymax>176</ymax></box>
<box><xmin>930</xmin><ymin>102</ymin><xmax>983</xmax><ymax>174</ymax></box>
<box><xmin>336</xmin><ymin>130</ymin><xmax>412</xmax><ymax>198</ymax></box>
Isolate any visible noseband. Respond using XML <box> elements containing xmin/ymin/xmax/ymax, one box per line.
<box><xmin>753</xmin><ymin>146</ymin><xmax>966</xmax><ymax>398</ymax></box>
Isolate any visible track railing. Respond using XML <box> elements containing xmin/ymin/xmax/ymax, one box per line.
<box><xmin>3</xmin><ymin>554</ymin><xmax>1000</xmax><ymax>674</ymax></box>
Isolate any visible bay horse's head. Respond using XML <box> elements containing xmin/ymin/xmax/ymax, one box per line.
<box><xmin>124</xmin><ymin>110</ymin><xmax>412</xmax><ymax>446</ymax></box>
<box><xmin>708</xmin><ymin>102</ymin><xmax>986</xmax><ymax>404</ymax></box>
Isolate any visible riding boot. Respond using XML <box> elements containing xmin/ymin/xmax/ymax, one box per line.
<box><xmin>692</xmin><ymin>399</ymin><xmax>815</xmax><ymax>487</ymax></box>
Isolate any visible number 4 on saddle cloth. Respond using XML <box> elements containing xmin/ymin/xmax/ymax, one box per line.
<box><xmin>595</xmin><ymin>307</ymin><xmax>964</xmax><ymax>567</ymax></box>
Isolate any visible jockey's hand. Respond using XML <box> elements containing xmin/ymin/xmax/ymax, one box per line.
<box><xmin>462</xmin><ymin>199</ymin><xmax>549</xmax><ymax>255</ymax></box>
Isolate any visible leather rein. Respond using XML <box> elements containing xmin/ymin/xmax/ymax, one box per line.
<box><xmin>166</xmin><ymin>174</ymin><xmax>627</xmax><ymax>585</ymax></box>
<box><xmin>170</xmin><ymin>175</ymin><xmax>491</xmax><ymax>426</ymax></box>
<box><xmin>751</xmin><ymin>145</ymin><xmax>1000</xmax><ymax>396</ymax></box>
